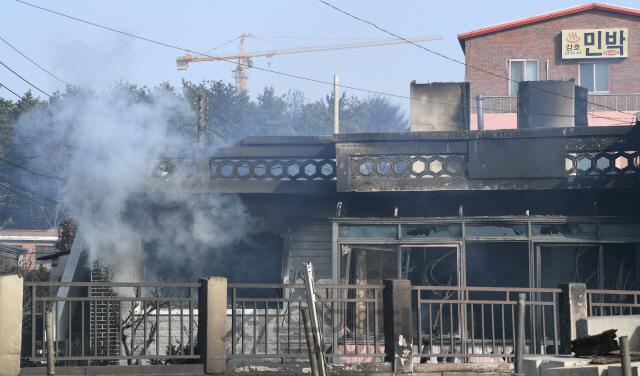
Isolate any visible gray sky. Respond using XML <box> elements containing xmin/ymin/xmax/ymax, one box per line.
<box><xmin>2</xmin><ymin>0</ymin><xmax>640</xmax><ymax>113</ymax></box>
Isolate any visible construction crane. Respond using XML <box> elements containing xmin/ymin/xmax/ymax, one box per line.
<box><xmin>176</xmin><ymin>33</ymin><xmax>443</xmax><ymax>93</ymax></box>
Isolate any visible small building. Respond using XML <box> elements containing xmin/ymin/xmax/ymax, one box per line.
<box><xmin>457</xmin><ymin>3</ymin><xmax>640</xmax><ymax>129</ymax></box>
<box><xmin>0</xmin><ymin>243</ymin><xmax>27</xmax><ymax>270</ymax></box>
<box><xmin>0</xmin><ymin>227</ymin><xmax>60</xmax><ymax>268</ymax></box>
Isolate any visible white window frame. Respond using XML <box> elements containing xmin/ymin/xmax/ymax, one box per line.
<box><xmin>508</xmin><ymin>59</ymin><xmax>539</xmax><ymax>96</ymax></box>
<box><xmin>578</xmin><ymin>61</ymin><xmax>611</xmax><ymax>94</ymax></box>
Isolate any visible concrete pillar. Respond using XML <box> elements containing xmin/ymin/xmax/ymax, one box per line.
<box><xmin>0</xmin><ymin>274</ymin><xmax>23</xmax><ymax>376</ymax></box>
<box><xmin>559</xmin><ymin>283</ymin><xmax>588</xmax><ymax>354</ymax></box>
<box><xmin>383</xmin><ymin>279</ymin><xmax>413</xmax><ymax>373</ymax></box>
<box><xmin>198</xmin><ymin>277</ymin><xmax>227</xmax><ymax>374</ymax></box>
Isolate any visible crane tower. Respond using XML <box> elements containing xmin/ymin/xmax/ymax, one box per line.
<box><xmin>177</xmin><ymin>34</ymin><xmax>443</xmax><ymax>93</ymax></box>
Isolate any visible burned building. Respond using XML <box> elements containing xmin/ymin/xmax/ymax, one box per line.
<box><xmin>143</xmin><ymin>84</ymin><xmax>640</xmax><ymax>295</ymax></box>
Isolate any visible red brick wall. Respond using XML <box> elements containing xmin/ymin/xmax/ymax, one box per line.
<box><xmin>463</xmin><ymin>10</ymin><xmax>640</xmax><ymax>97</ymax></box>
<box><xmin>0</xmin><ymin>228</ymin><xmax>60</xmax><ymax>268</ymax></box>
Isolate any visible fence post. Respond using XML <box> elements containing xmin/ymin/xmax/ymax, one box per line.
<box><xmin>383</xmin><ymin>279</ymin><xmax>412</xmax><ymax>373</ymax></box>
<box><xmin>198</xmin><ymin>277</ymin><xmax>227</xmax><ymax>374</ymax></box>
<box><xmin>0</xmin><ymin>274</ymin><xmax>23</xmax><ymax>376</ymax></box>
<box><xmin>559</xmin><ymin>283</ymin><xmax>587</xmax><ymax>354</ymax></box>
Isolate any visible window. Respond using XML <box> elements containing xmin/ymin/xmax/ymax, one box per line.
<box><xmin>35</xmin><ymin>246</ymin><xmax>55</xmax><ymax>265</ymax></box>
<box><xmin>509</xmin><ymin>60</ymin><xmax>538</xmax><ymax>96</ymax></box>
<box><xmin>580</xmin><ymin>62</ymin><xmax>610</xmax><ymax>93</ymax></box>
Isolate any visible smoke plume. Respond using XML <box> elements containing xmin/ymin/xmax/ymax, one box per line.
<box><xmin>15</xmin><ymin>85</ymin><xmax>258</xmax><ymax>282</ymax></box>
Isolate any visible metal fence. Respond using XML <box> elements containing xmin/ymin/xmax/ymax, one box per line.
<box><xmin>586</xmin><ymin>289</ymin><xmax>640</xmax><ymax>316</ymax></box>
<box><xmin>472</xmin><ymin>93</ymin><xmax>640</xmax><ymax>114</ymax></box>
<box><xmin>413</xmin><ymin>286</ymin><xmax>561</xmax><ymax>363</ymax></box>
<box><xmin>227</xmin><ymin>283</ymin><xmax>385</xmax><ymax>363</ymax></box>
<box><xmin>22</xmin><ymin>282</ymin><xmax>200</xmax><ymax>366</ymax></box>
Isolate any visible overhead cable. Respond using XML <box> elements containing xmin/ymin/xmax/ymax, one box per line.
<box><xmin>0</xmin><ymin>36</ymin><xmax>69</xmax><ymax>85</ymax></box>
<box><xmin>0</xmin><ymin>60</ymin><xmax>52</xmax><ymax>98</ymax></box>
<box><xmin>15</xmin><ymin>0</ymin><xmax>635</xmax><ymax>121</ymax></box>
<box><xmin>316</xmin><ymin>0</ymin><xmax>635</xmax><ymax>120</ymax></box>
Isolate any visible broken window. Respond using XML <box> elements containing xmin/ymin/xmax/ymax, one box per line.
<box><xmin>531</xmin><ymin>223</ymin><xmax>597</xmax><ymax>237</ymax></box>
<box><xmin>402</xmin><ymin>225</ymin><xmax>461</xmax><ymax>238</ymax></box>
<box><xmin>338</xmin><ymin>225</ymin><xmax>397</xmax><ymax>238</ymax></box>
<box><xmin>465</xmin><ymin>223</ymin><xmax>527</xmax><ymax>237</ymax></box>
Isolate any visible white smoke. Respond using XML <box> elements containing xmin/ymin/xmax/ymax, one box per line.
<box><xmin>16</xmin><ymin>85</ymin><xmax>258</xmax><ymax>282</ymax></box>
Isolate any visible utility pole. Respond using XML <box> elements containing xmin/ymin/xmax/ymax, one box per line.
<box><xmin>197</xmin><ymin>95</ymin><xmax>206</xmax><ymax>148</ymax></box>
<box><xmin>333</xmin><ymin>75</ymin><xmax>339</xmax><ymax>134</ymax></box>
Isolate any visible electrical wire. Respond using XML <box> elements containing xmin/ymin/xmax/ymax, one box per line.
<box><xmin>0</xmin><ymin>176</ymin><xmax>59</xmax><ymax>203</ymax></box>
<box><xmin>0</xmin><ymin>35</ymin><xmax>69</xmax><ymax>85</ymax></box>
<box><xmin>0</xmin><ymin>182</ymin><xmax>58</xmax><ymax>208</ymax></box>
<box><xmin>0</xmin><ymin>60</ymin><xmax>51</xmax><ymax>98</ymax></box>
<box><xmin>0</xmin><ymin>156</ymin><xmax>66</xmax><ymax>181</ymax></box>
<box><xmin>206</xmin><ymin>100</ymin><xmax>256</xmax><ymax>135</ymax></box>
<box><xmin>14</xmin><ymin>0</ymin><xmax>637</xmax><ymax>123</ymax></box>
<box><xmin>316</xmin><ymin>0</ymin><xmax>635</xmax><ymax>121</ymax></box>
<box><xmin>207</xmin><ymin>119</ymin><xmax>242</xmax><ymax>141</ymax></box>
<box><xmin>8</xmin><ymin>1</ymin><xmax>570</xmax><ymax>118</ymax></box>
<box><xmin>0</xmin><ymin>82</ymin><xmax>43</xmax><ymax>109</ymax></box>
<box><xmin>205</xmin><ymin>109</ymin><xmax>251</xmax><ymax>136</ymax></box>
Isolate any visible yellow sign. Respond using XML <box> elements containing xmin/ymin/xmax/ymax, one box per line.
<box><xmin>562</xmin><ymin>28</ymin><xmax>628</xmax><ymax>59</ymax></box>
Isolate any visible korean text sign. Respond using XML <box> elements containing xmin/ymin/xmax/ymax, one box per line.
<box><xmin>562</xmin><ymin>28</ymin><xmax>628</xmax><ymax>59</ymax></box>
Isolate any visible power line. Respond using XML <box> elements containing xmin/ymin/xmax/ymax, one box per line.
<box><xmin>16</xmin><ymin>0</ymin><xmax>635</xmax><ymax>123</ymax></box>
<box><xmin>0</xmin><ymin>182</ymin><xmax>58</xmax><ymax>208</ymax></box>
<box><xmin>316</xmin><ymin>0</ymin><xmax>635</xmax><ymax>121</ymax></box>
<box><xmin>207</xmin><ymin>101</ymin><xmax>256</xmax><ymax>135</ymax></box>
<box><xmin>0</xmin><ymin>156</ymin><xmax>66</xmax><ymax>181</ymax></box>
<box><xmin>207</xmin><ymin>118</ymin><xmax>242</xmax><ymax>141</ymax></box>
<box><xmin>0</xmin><ymin>60</ymin><xmax>52</xmax><ymax>98</ymax></box>
<box><xmin>0</xmin><ymin>81</ymin><xmax>43</xmax><ymax>109</ymax></box>
<box><xmin>0</xmin><ymin>176</ymin><xmax>59</xmax><ymax>203</ymax></box>
<box><xmin>205</xmin><ymin>109</ymin><xmax>251</xmax><ymax>136</ymax></box>
<box><xmin>0</xmin><ymin>35</ymin><xmax>69</xmax><ymax>85</ymax></box>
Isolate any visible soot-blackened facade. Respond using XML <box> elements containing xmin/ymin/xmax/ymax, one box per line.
<box><xmin>149</xmin><ymin>122</ymin><xmax>640</xmax><ymax>294</ymax></box>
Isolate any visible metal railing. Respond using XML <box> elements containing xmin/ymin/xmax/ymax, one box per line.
<box><xmin>228</xmin><ymin>283</ymin><xmax>385</xmax><ymax>363</ymax></box>
<box><xmin>413</xmin><ymin>286</ymin><xmax>561</xmax><ymax>363</ymax></box>
<box><xmin>586</xmin><ymin>289</ymin><xmax>640</xmax><ymax>316</ymax></box>
<box><xmin>22</xmin><ymin>282</ymin><xmax>200</xmax><ymax>366</ymax></box>
<box><xmin>471</xmin><ymin>93</ymin><xmax>640</xmax><ymax>114</ymax></box>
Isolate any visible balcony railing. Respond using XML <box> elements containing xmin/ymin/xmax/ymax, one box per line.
<box><xmin>471</xmin><ymin>93</ymin><xmax>640</xmax><ymax>113</ymax></box>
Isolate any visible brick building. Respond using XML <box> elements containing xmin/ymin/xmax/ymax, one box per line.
<box><xmin>0</xmin><ymin>227</ymin><xmax>60</xmax><ymax>268</ymax></box>
<box><xmin>457</xmin><ymin>3</ymin><xmax>640</xmax><ymax>129</ymax></box>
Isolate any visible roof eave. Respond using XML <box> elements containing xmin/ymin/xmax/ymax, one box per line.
<box><xmin>457</xmin><ymin>3</ymin><xmax>640</xmax><ymax>47</ymax></box>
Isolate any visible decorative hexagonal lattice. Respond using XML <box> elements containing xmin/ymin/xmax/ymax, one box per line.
<box><xmin>269</xmin><ymin>162</ymin><xmax>285</xmax><ymax>178</ymax></box>
<box><xmin>566</xmin><ymin>151</ymin><xmax>638</xmax><ymax>176</ymax></box>
<box><xmin>305</xmin><ymin>164</ymin><xmax>316</xmax><ymax>176</ymax></box>
<box><xmin>220</xmin><ymin>163</ymin><xmax>234</xmax><ymax>177</ymax></box>
<box><xmin>359</xmin><ymin>160</ymin><xmax>374</xmax><ymax>175</ymax></box>
<box><xmin>254</xmin><ymin>162</ymin><xmax>268</xmax><ymax>177</ymax></box>
<box><xmin>287</xmin><ymin>163</ymin><xmax>300</xmax><ymax>176</ymax></box>
<box><xmin>594</xmin><ymin>154</ymin><xmax>612</xmax><ymax>172</ymax></box>
<box><xmin>352</xmin><ymin>154</ymin><xmax>466</xmax><ymax>179</ymax></box>
<box><xmin>322</xmin><ymin>163</ymin><xmax>334</xmax><ymax>176</ymax></box>
<box><xmin>377</xmin><ymin>160</ymin><xmax>392</xmax><ymax>174</ymax></box>
<box><xmin>446</xmin><ymin>158</ymin><xmax>464</xmax><ymax>175</ymax></box>
<box><xmin>237</xmin><ymin>163</ymin><xmax>251</xmax><ymax>177</ymax></box>
<box><xmin>210</xmin><ymin>158</ymin><xmax>336</xmax><ymax>181</ymax></box>
<box><xmin>429</xmin><ymin>158</ymin><xmax>443</xmax><ymax>174</ymax></box>
<box><xmin>576</xmin><ymin>155</ymin><xmax>593</xmax><ymax>172</ymax></box>
<box><xmin>394</xmin><ymin>160</ymin><xmax>409</xmax><ymax>174</ymax></box>
<box><xmin>152</xmin><ymin>158</ymin><xmax>196</xmax><ymax>180</ymax></box>
<box><xmin>411</xmin><ymin>159</ymin><xmax>426</xmax><ymax>174</ymax></box>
